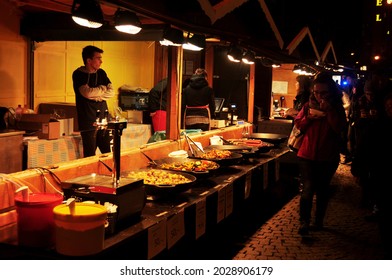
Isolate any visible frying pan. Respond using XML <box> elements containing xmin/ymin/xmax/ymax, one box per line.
<box><xmin>123</xmin><ymin>168</ymin><xmax>197</xmax><ymax>196</ymax></box>
<box><xmin>248</xmin><ymin>133</ymin><xmax>288</xmax><ymax>145</ymax></box>
<box><xmin>189</xmin><ymin>151</ymin><xmax>243</xmax><ymax>166</ymax></box>
<box><xmin>220</xmin><ymin>138</ymin><xmax>275</xmax><ymax>154</ymax></box>
<box><xmin>150</xmin><ymin>157</ymin><xmax>220</xmax><ymax>177</ymax></box>
<box><xmin>205</xmin><ymin>145</ymin><xmax>257</xmax><ymax>158</ymax></box>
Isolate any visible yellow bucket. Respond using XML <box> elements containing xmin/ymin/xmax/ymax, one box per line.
<box><xmin>53</xmin><ymin>202</ymin><xmax>107</xmax><ymax>256</ymax></box>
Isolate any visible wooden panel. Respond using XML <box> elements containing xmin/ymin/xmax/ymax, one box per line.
<box><xmin>34</xmin><ymin>50</ymin><xmax>66</xmax><ymax>97</ymax></box>
<box><xmin>33</xmin><ymin>41</ymin><xmax>156</xmax><ymax>115</ymax></box>
<box><xmin>0</xmin><ymin>42</ymin><xmax>27</xmax><ymax>107</ymax></box>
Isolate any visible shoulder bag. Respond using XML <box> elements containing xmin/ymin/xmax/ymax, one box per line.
<box><xmin>288</xmin><ymin>124</ymin><xmax>304</xmax><ymax>152</ymax></box>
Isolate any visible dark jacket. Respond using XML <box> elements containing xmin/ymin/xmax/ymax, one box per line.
<box><xmin>181</xmin><ymin>74</ymin><xmax>215</xmax><ymax>119</ymax></box>
<box><xmin>148</xmin><ymin>78</ymin><xmax>167</xmax><ymax>113</ymax></box>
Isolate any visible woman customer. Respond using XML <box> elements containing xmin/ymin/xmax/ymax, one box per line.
<box><xmin>282</xmin><ymin>75</ymin><xmax>312</xmax><ymax>119</ymax></box>
<box><xmin>294</xmin><ymin>72</ymin><xmax>347</xmax><ymax>235</ymax></box>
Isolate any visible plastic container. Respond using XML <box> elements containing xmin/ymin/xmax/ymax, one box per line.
<box><xmin>168</xmin><ymin>150</ymin><xmax>188</xmax><ymax>158</ymax></box>
<box><xmin>53</xmin><ymin>202</ymin><xmax>108</xmax><ymax>256</ymax></box>
<box><xmin>210</xmin><ymin>136</ymin><xmax>223</xmax><ymax>145</ymax></box>
<box><xmin>14</xmin><ymin>189</ymin><xmax>63</xmax><ymax>248</ymax></box>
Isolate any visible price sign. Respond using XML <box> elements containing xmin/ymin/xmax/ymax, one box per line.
<box><xmin>166</xmin><ymin>210</ymin><xmax>185</xmax><ymax>249</ymax></box>
<box><xmin>217</xmin><ymin>188</ymin><xmax>226</xmax><ymax>223</ymax></box>
<box><xmin>263</xmin><ymin>164</ymin><xmax>268</xmax><ymax>190</ymax></box>
<box><xmin>244</xmin><ymin>171</ymin><xmax>252</xmax><ymax>199</ymax></box>
<box><xmin>195</xmin><ymin>198</ymin><xmax>206</xmax><ymax>240</ymax></box>
<box><xmin>225</xmin><ymin>183</ymin><xmax>233</xmax><ymax>217</ymax></box>
<box><xmin>147</xmin><ymin>219</ymin><xmax>167</xmax><ymax>259</ymax></box>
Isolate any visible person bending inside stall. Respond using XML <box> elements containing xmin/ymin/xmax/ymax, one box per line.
<box><xmin>181</xmin><ymin>68</ymin><xmax>215</xmax><ymax>131</ymax></box>
<box><xmin>72</xmin><ymin>45</ymin><xmax>114</xmax><ymax>157</ymax></box>
<box><xmin>148</xmin><ymin>78</ymin><xmax>168</xmax><ymax>132</ymax></box>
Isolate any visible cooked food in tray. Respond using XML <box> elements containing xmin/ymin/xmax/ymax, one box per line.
<box><xmin>227</xmin><ymin>139</ymin><xmax>274</xmax><ymax>148</ymax></box>
<box><xmin>126</xmin><ymin>169</ymin><xmax>192</xmax><ymax>186</ymax></box>
<box><xmin>199</xmin><ymin>149</ymin><xmax>232</xmax><ymax>159</ymax></box>
<box><xmin>158</xmin><ymin>160</ymin><xmax>219</xmax><ymax>172</ymax></box>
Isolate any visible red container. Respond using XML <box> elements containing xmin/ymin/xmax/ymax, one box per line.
<box><xmin>15</xmin><ymin>193</ymin><xmax>63</xmax><ymax>248</ymax></box>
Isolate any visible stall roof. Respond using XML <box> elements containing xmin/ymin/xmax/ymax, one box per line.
<box><xmin>13</xmin><ymin>0</ymin><xmax>364</xmax><ymax>67</ymax></box>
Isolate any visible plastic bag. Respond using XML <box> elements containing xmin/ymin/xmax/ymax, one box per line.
<box><xmin>147</xmin><ymin>131</ymin><xmax>166</xmax><ymax>143</ymax></box>
<box><xmin>287</xmin><ymin>125</ymin><xmax>304</xmax><ymax>152</ymax></box>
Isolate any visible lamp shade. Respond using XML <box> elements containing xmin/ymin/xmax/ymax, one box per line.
<box><xmin>183</xmin><ymin>33</ymin><xmax>205</xmax><ymax>51</ymax></box>
<box><xmin>242</xmin><ymin>50</ymin><xmax>255</xmax><ymax>64</ymax></box>
<box><xmin>160</xmin><ymin>27</ymin><xmax>184</xmax><ymax>46</ymax></box>
<box><xmin>114</xmin><ymin>9</ymin><xmax>142</xmax><ymax>34</ymax></box>
<box><xmin>227</xmin><ymin>46</ymin><xmax>242</xmax><ymax>63</ymax></box>
<box><xmin>71</xmin><ymin>0</ymin><xmax>104</xmax><ymax>29</ymax></box>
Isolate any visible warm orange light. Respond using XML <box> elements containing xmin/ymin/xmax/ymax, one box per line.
<box><xmin>387</xmin><ymin>0</ymin><xmax>392</xmax><ymax>4</ymax></box>
<box><xmin>374</xmin><ymin>55</ymin><xmax>381</xmax><ymax>60</ymax></box>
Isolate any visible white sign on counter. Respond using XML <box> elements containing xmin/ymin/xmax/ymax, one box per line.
<box><xmin>225</xmin><ymin>183</ymin><xmax>233</xmax><ymax>217</ymax></box>
<box><xmin>166</xmin><ymin>210</ymin><xmax>185</xmax><ymax>250</ymax></box>
<box><xmin>217</xmin><ymin>188</ymin><xmax>226</xmax><ymax>223</ymax></box>
<box><xmin>195</xmin><ymin>198</ymin><xmax>206</xmax><ymax>240</ymax></box>
<box><xmin>147</xmin><ymin>219</ymin><xmax>167</xmax><ymax>259</ymax></box>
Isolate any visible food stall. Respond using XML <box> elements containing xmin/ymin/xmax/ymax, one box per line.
<box><xmin>0</xmin><ymin>124</ymin><xmax>293</xmax><ymax>259</ymax></box>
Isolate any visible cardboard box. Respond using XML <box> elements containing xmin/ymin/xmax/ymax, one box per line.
<box><xmin>17</xmin><ymin>114</ymin><xmax>60</xmax><ymax>139</ymax></box>
<box><xmin>210</xmin><ymin>119</ymin><xmax>226</xmax><ymax>128</ymax></box>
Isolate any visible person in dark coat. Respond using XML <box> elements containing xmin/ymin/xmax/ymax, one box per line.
<box><xmin>371</xmin><ymin>92</ymin><xmax>392</xmax><ymax>259</ymax></box>
<box><xmin>148</xmin><ymin>78</ymin><xmax>167</xmax><ymax>132</ymax></box>
<box><xmin>283</xmin><ymin>75</ymin><xmax>312</xmax><ymax>119</ymax></box>
<box><xmin>181</xmin><ymin>68</ymin><xmax>215</xmax><ymax>131</ymax></box>
<box><xmin>350</xmin><ymin>79</ymin><xmax>380</xmax><ymax>209</ymax></box>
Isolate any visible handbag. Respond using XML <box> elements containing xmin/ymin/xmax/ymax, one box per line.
<box><xmin>288</xmin><ymin>124</ymin><xmax>304</xmax><ymax>152</ymax></box>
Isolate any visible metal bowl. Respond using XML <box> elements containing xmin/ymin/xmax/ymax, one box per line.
<box><xmin>248</xmin><ymin>133</ymin><xmax>288</xmax><ymax>145</ymax></box>
<box><xmin>189</xmin><ymin>152</ymin><xmax>243</xmax><ymax>166</ymax></box>
<box><xmin>151</xmin><ymin>157</ymin><xmax>220</xmax><ymax>177</ymax></box>
<box><xmin>123</xmin><ymin>168</ymin><xmax>197</xmax><ymax>196</ymax></box>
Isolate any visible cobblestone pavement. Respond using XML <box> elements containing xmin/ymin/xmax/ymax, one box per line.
<box><xmin>232</xmin><ymin>163</ymin><xmax>385</xmax><ymax>260</ymax></box>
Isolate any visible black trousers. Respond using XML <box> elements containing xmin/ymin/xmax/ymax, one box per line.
<box><xmin>81</xmin><ymin>129</ymin><xmax>112</xmax><ymax>157</ymax></box>
<box><xmin>298</xmin><ymin>157</ymin><xmax>339</xmax><ymax>225</ymax></box>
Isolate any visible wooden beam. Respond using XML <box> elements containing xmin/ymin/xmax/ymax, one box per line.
<box><xmin>286</xmin><ymin>26</ymin><xmax>320</xmax><ymax>61</ymax></box>
<box><xmin>247</xmin><ymin>64</ymin><xmax>255</xmax><ymax>124</ymax></box>
<box><xmin>320</xmin><ymin>41</ymin><xmax>338</xmax><ymax>64</ymax></box>
<box><xmin>166</xmin><ymin>46</ymin><xmax>180</xmax><ymax>141</ymax></box>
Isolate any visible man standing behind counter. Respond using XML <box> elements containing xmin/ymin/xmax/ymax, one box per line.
<box><xmin>72</xmin><ymin>45</ymin><xmax>114</xmax><ymax>157</ymax></box>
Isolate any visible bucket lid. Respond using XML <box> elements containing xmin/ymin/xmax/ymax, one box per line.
<box><xmin>15</xmin><ymin>193</ymin><xmax>64</xmax><ymax>207</ymax></box>
<box><xmin>53</xmin><ymin>203</ymin><xmax>107</xmax><ymax>222</ymax></box>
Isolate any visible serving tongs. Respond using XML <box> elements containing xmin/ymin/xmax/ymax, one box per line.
<box><xmin>184</xmin><ymin>134</ymin><xmax>194</xmax><ymax>156</ymax></box>
<box><xmin>219</xmin><ymin>136</ymin><xmax>232</xmax><ymax>145</ymax></box>
<box><xmin>140</xmin><ymin>150</ymin><xmax>158</xmax><ymax>166</ymax></box>
<box><xmin>185</xmin><ymin>134</ymin><xmax>204</xmax><ymax>157</ymax></box>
